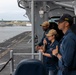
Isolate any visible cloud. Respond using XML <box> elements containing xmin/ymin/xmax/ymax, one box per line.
<box><xmin>0</xmin><ymin>0</ymin><xmax>28</xmax><ymax>20</ymax></box>
<box><xmin>0</xmin><ymin>10</ymin><xmax>26</xmax><ymax>14</ymax></box>
<box><xmin>0</xmin><ymin>13</ymin><xmax>29</xmax><ymax>20</ymax></box>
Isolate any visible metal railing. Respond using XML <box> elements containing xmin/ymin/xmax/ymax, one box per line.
<box><xmin>0</xmin><ymin>50</ymin><xmax>42</xmax><ymax>75</ymax></box>
<box><xmin>10</xmin><ymin>50</ymin><xmax>42</xmax><ymax>75</ymax></box>
<box><xmin>0</xmin><ymin>50</ymin><xmax>14</xmax><ymax>75</ymax></box>
<box><xmin>0</xmin><ymin>50</ymin><xmax>54</xmax><ymax>75</ymax></box>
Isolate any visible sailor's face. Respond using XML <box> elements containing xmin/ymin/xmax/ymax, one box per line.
<box><xmin>47</xmin><ymin>35</ymin><xmax>54</xmax><ymax>41</ymax></box>
<box><xmin>58</xmin><ymin>21</ymin><xmax>65</xmax><ymax>30</ymax></box>
<box><xmin>42</xmin><ymin>26</ymin><xmax>48</xmax><ymax>31</ymax></box>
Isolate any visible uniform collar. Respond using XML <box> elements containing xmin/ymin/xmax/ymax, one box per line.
<box><xmin>45</xmin><ymin>28</ymin><xmax>50</xmax><ymax>34</ymax></box>
<box><xmin>50</xmin><ymin>40</ymin><xmax>57</xmax><ymax>46</ymax></box>
<box><xmin>60</xmin><ymin>29</ymin><xmax>72</xmax><ymax>42</ymax></box>
<box><xmin>64</xmin><ymin>29</ymin><xmax>72</xmax><ymax>36</ymax></box>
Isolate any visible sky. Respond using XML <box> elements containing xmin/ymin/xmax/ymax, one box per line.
<box><xmin>0</xmin><ymin>0</ymin><xmax>29</xmax><ymax>21</ymax></box>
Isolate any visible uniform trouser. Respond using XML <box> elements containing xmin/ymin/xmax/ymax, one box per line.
<box><xmin>43</xmin><ymin>62</ymin><xmax>58</xmax><ymax>75</ymax></box>
<box><xmin>49</xmin><ymin>70</ymin><xmax>54</xmax><ymax>75</ymax></box>
<box><xmin>47</xmin><ymin>67</ymin><xmax>58</xmax><ymax>75</ymax></box>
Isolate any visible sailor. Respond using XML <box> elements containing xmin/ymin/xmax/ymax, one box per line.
<box><xmin>35</xmin><ymin>21</ymin><xmax>50</xmax><ymax>50</ymax></box>
<box><xmin>49</xmin><ymin>22</ymin><xmax>64</xmax><ymax>42</ymax></box>
<box><xmin>39</xmin><ymin>29</ymin><xmax>58</xmax><ymax>75</ymax></box>
<box><xmin>52</xmin><ymin>14</ymin><xmax>76</xmax><ymax>75</ymax></box>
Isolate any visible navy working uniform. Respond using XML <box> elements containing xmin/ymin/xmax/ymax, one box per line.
<box><xmin>43</xmin><ymin>40</ymin><xmax>58</xmax><ymax>75</ymax></box>
<box><xmin>38</xmin><ymin>28</ymin><xmax>50</xmax><ymax>46</ymax></box>
<box><xmin>38</xmin><ymin>29</ymin><xmax>51</xmax><ymax>70</ymax></box>
<box><xmin>38</xmin><ymin>21</ymin><xmax>51</xmax><ymax>46</ymax></box>
<box><xmin>58</xmin><ymin>29</ymin><xmax>76</xmax><ymax>75</ymax></box>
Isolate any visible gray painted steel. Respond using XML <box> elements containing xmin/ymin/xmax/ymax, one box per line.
<box><xmin>23</xmin><ymin>0</ymin><xmax>74</xmax><ymax>1</ymax></box>
<box><xmin>17</xmin><ymin>0</ymin><xmax>76</xmax><ymax>49</ymax></box>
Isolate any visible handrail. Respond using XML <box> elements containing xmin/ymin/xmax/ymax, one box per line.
<box><xmin>0</xmin><ymin>48</ymin><xmax>11</xmax><ymax>59</ymax></box>
<box><xmin>0</xmin><ymin>49</ymin><xmax>42</xmax><ymax>74</ymax></box>
<box><xmin>9</xmin><ymin>50</ymin><xmax>42</xmax><ymax>75</ymax></box>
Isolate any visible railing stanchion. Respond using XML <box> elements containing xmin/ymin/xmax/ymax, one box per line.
<box><xmin>10</xmin><ymin>50</ymin><xmax>14</xmax><ymax>75</ymax></box>
<box><xmin>39</xmin><ymin>51</ymin><xmax>42</xmax><ymax>61</ymax></box>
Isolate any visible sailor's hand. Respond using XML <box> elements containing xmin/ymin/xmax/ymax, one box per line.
<box><xmin>52</xmin><ymin>45</ymin><xmax>58</xmax><ymax>56</ymax></box>
<box><xmin>35</xmin><ymin>45</ymin><xmax>41</xmax><ymax>50</ymax></box>
<box><xmin>39</xmin><ymin>49</ymin><xmax>44</xmax><ymax>53</ymax></box>
<box><xmin>43</xmin><ymin>38</ymin><xmax>47</xmax><ymax>45</ymax></box>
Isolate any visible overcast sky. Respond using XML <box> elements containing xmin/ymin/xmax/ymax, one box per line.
<box><xmin>0</xmin><ymin>0</ymin><xmax>29</xmax><ymax>21</ymax></box>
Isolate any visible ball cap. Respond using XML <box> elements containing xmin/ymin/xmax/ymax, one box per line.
<box><xmin>57</xmin><ymin>14</ymin><xmax>73</xmax><ymax>25</ymax></box>
<box><xmin>40</xmin><ymin>21</ymin><xmax>50</xmax><ymax>27</ymax></box>
<box><xmin>46</xmin><ymin>29</ymin><xmax>57</xmax><ymax>37</ymax></box>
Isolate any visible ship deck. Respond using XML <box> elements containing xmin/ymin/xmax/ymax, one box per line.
<box><xmin>0</xmin><ymin>31</ymin><xmax>32</xmax><ymax>75</ymax></box>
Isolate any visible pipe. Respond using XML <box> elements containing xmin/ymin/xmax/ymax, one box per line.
<box><xmin>54</xmin><ymin>1</ymin><xmax>73</xmax><ymax>8</ymax></box>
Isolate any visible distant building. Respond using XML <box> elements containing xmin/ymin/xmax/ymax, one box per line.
<box><xmin>0</xmin><ymin>20</ymin><xmax>31</xmax><ymax>26</ymax></box>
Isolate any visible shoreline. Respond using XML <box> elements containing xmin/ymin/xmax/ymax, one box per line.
<box><xmin>0</xmin><ymin>31</ymin><xmax>32</xmax><ymax>75</ymax></box>
<box><xmin>0</xmin><ymin>31</ymin><xmax>31</xmax><ymax>48</ymax></box>
<box><xmin>0</xmin><ymin>26</ymin><xmax>32</xmax><ymax>43</ymax></box>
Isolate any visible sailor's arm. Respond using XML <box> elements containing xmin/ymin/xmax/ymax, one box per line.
<box><xmin>52</xmin><ymin>46</ymin><xmax>62</xmax><ymax>60</ymax></box>
<box><xmin>42</xmin><ymin>52</ymin><xmax>52</xmax><ymax>57</ymax></box>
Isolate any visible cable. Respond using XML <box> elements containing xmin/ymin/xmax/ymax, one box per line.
<box><xmin>0</xmin><ymin>58</ymin><xmax>13</xmax><ymax>72</ymax></box>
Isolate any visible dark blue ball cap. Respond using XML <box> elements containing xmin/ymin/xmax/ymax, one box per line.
<box><xmin>57</xmin><ymin>14</ymin><xmax>73</xmax><ymax>25</ymax></box>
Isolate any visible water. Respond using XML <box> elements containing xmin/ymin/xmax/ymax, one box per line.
<box><xmin>0</xmin><ymin>26</ymin><xmax>32</xmax><ymax>43</ymax></box>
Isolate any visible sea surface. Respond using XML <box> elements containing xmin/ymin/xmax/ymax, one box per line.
<box><xmin>0</xmin><ymin>26</ymin><xmax>31</xmax><ymax>43</ymax></box>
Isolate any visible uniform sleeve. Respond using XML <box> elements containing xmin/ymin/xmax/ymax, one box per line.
<box><xmin>38</xmin><ymin>37</ymin><xmax>44</xmax><ymax>46</ymax></box>
<box><xmin>50</xmin><ymin>42</ymin><xmax>58</xmax><ymax>56</ymax></box>
<box><xmin>38</xmin><ymin>33</ymin><xmax>45</xmax><ymax>46</ymax></box>
<box><xmin>61</xmin><ymin>37</ymin><xmax>76</xmax><ymax>67</ymax></box>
